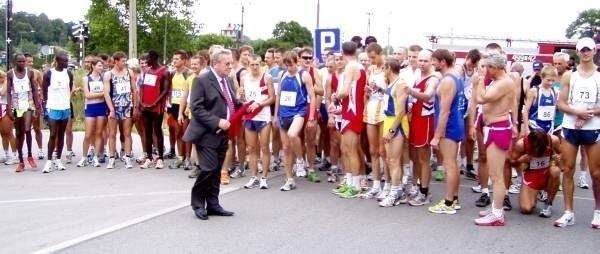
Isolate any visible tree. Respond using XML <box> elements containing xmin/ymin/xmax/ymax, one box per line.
<box><xmin>565</xmin><ymin>8</ymin><xmax>600</xmax><ymax>39</ymax></box>
<box><xmin>272</xmin><ymin>21</ymin><xmax>313</xmax><ymax>48</ymax></box>
<box><xmin>250</xmin><ymin>38</ymin><xmax>293</xmax><ymax>58</ymax></box>
<box><xmin>86</xmin><ymin>0</ymin><xmax>128</xmax><ymax>54</ymax></box>
<box><xmin>192</xmin><ymin>34</ymin><xmax>235</xmax><ymax>51</ymax></box>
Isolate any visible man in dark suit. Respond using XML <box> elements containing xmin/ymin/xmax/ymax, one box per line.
<box><xmin>183</xmin><ymin>49</ymin><xmax>241</xmax><ymax>220</ymax></box>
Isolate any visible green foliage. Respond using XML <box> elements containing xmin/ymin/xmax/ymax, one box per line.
<box><xmin>272</xmin><ymin>21</ymin><xmax>313</xmax><ymax>48</ymax></box>
<box><xmin>86</xmin><ymin>0</ymin><xmax>128</xmax><ymax>54</ymax></box>
<box><xmin>565</xmin><ymin>9</ymin><xmax>600</xmax><ymax>39</ymax></box>
<box><xmin>0</xmin><ymin>7</ymin><xmax>74</xmax><ymax>53</ymax></box>
<box><xmin>250</xmin><ymin>38</ymin><xmax>293</xmax><ymax>58</ymax></box>
<box><xmin>192</xmin><ymin>34</ymin><xmax>235</xmax><ymax>51</ymax></box>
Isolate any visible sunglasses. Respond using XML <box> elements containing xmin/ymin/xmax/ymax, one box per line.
<box><xmin>301</xmin><ymin>56</ymin><xmax>313</xmax><ymax>60</ymax></box>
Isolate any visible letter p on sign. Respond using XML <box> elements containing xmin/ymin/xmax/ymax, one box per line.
<box><xmin>314</xmin><ymin>28</ymin><xmax>341</xmax><ymax>63</ymax></box>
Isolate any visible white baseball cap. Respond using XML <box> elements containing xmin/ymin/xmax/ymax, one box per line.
<box><xmin>576</xmin><ymin>37</ymin><xmax>596</xmax><ymax>51</ymax></box>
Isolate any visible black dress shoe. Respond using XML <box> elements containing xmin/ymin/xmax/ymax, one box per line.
<box><xmin>194</xmin><ymin>208</ymin><xmax>208</xmax><ymax>220</ymax></box>
<box><xmin>207</xmin><ymin>207</ymin><xmax>234</xmax><ymax>216</ymax></box>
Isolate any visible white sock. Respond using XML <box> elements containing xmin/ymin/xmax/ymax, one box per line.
<box><xmin>580</xmin><ymin>170</ymin><xmax>588</xmax><ymax>178</ymax></box>
<box><xmin>352</xmin><ymin>175</ymin><xmax>361</xmax><ymax>189</ymax></box>
<box><xmin>505</xmin><ymin>190</ymin><xmax>509</xmax><ymax>195</ymax></box>
<box><xmin>402</xmin><ymin>175</ymin><xmax>408</xmax><ymax>185</ymax></box>
<box><xmin>345</xmin><ymin>173</ymin><xmax>352</xmax><ymax>183</ymax></box>
<box><xmin>383</xmin><ymin>182</ymin><xmax>391</xmax><ymax>190</ymax></box>
<box><xmin>461</xmin><ymin>157</ymin><xmax>466</xmax><ymax>166</ymax></box>
<box><xmin>296</xmin><ymin>158</ymin><xmax>303</xmax><ymax>165</ymax></box>
<box><xmin>373</xmin><ymin>180</ymin><xmax>381</xmax><ymax>190</ymax></box>
<box><xmin>482</xmin><ymin>188</ymin><xmax>490</xmax><ymax>195</ymax></box>
<box><xmin>326</xmin><ymin>156</ymin><xmax>330</xmax><ymax>162</ymax></box>
<box><xmin>492</xmin><ymin>208</ymin><xmax>503</xmax><ymax>217</ymax></box>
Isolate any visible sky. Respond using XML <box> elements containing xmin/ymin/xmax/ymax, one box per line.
<box><xmin>10</xmin><ymin>0</ymin><xmax>599</xmax><ymax>49</ymax></box>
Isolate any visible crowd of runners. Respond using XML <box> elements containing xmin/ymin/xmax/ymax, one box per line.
<box><xmin>1</xmin><ymin>35</ymin><xmax>599</xmax><ymax>228</ymax></box>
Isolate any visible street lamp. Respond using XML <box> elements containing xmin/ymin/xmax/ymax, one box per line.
<box><xmin>19</xmin><ymin>29</ymin><xmax>35</xmax><ymax>52</ymax></box>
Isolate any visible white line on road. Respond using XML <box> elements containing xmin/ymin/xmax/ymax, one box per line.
<box><xmin>0</xmin><ymin>190</ymin><xmax>189</xmax><ymax>204</ymax></box>
<box><xmin>32</xmin><ymin>186</ymin><xmax>239</xmax><ymax>254</ymax></box>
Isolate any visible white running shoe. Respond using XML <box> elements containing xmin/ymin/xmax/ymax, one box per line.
<box><xmin>37</xmin><ymin>150</ymin><xmax>46</xmax><ymax>160</ymax></box>
<box><xmin>65</xmin><ymin>151</ymin><xmax>74</xmax><ymax>164</ymax></box>
<box><xmin>259</xmin><ymin>177</ymin><xmax>268</xmax><ymax>189</ymax></box>
<box><xmin>471</xmin><ymin>184</ymin><xmax>482</xmax><ymax>193</ymax></box>
<box><xmin>360</xmin><ymin>187</ymin><xmax>381</xmax><ymax>199</ymax></box>
<box><xmin>76</xmin><ymin>158</ymin><xmax>86</xmax><ymax>167</ymax></box>
<box><xmin>107</xmin><ymin>158</ymin><xmax>116</xmax><ymax>169</ymax></box>
<box><xmin>140</xmin><ymin>158</ymin><xmax>153</xmax><ymax>169</ymax></box>
<box><xmin>475</xmin><ymin>212</ymin><xmax>505</xmax><ymax>226</ymax></box>
<box><xmin>592</xmin><ymin>210</ymin><xmax>600</xmax><ymax>229</ymax></box>
<box><xmin>155</xmin><ymin>159</ymin><xmax>164</xmax><ymax>169</ymax></box>
<box><xmin>93</xmin><ymin>156</ymin><xmax>100</xmax><ymax>167</ymax></box>
<box><xmin>296</xmin><ymin>167</ymin><xmax>307</xmax><ymax>178</ymax></box>
<box><xmin>42</xmin><ymin>160</ymin><xmax>54</xmax><ymax>173</ymax></box>
<box><xmin>554</xmin><ymin>212</ymin><xmax>575</xmax><ymax>228</ymax></box>
<box><xmin>539</xmin><ymin>204</ymin><xmax>552</xmax><ymax>218</ymax></box>
<box><xmin>280</xmin><ymin>179</ymin><xmax>296</xmax><ymax>191</ymax></box>
<box><xmin>508</xmin><ymin>183</ymin><xmax>521</xmax><ymax>194</ymax></box>
<box><xmin>244</xmin><ymin>176</ymin><xmax>260</xmax><ymax>189</ymax></box>
<box><xmin>4</xmin><ymin>156</ymin><xmax>18</xmax><ymax>165</ymax></box>
<box><xmin>376</xmin><ymin>188</ymin><xmax>390</xmax><ymax>201</ymax></box>
<box><xmin>54</xmin><ymin>159</ymin><xmax>66</xmax><ymax>171</ymax></box>
<box><xmin>124</xmin><ymin>157</ymin><xmax>133</xmax><ymax>169</ymax></box>
<box><xmin>378</xmin><ymin>192</ymin><xmax>398</xmax><ymax>207</ymax></box>
<box><xmin>577</xmin><ymin>175</ymin><xmax>590</xmax><ymax>189</ymax></box>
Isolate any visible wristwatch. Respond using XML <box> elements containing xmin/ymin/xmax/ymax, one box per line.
<box><xmin>389</xmin><ymin>128</ymin><xmax>396</xmax><ymax>134</ymax></box>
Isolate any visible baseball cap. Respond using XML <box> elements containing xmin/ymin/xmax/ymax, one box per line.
<box><xmin>576</xmin><ymin>37</ymin><xmax>596</xmax><ymax>51</ymax></box>
<box><xmin>365</xmin><ymin>36</ymin><xmax>377</xmax><ymax>45</ymax></box>
<box><xmin>532</xmin><ymin>60</ymin><xmax>543</xmax><ymax>71</ymax></box>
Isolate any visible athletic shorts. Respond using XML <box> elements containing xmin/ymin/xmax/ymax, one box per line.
<box><xmin>409</xmin><ymin>115</ymin><xmax>434</xmax><ymax>147</ymax></box>
<box><xmin>341</xmin><ymin>116</ymin><xmax>363</xmax><ymax>135</ymax></box>
<box><xmin>278</xmin><ymin>115</ymin><xmax>302</xmax><ymax>131</ymax></box>
<box><xmin>167</xmin><ymin>104</ymin><xmax>181</xmax><ymax>120</ymax></box>
<box><xmin>562</xmin><ymin>128</ymin><xmax>600</xmax><ymax>147</ymax></box>
<box><xmin>244</xmin><ymin>120</ymin><xmax>269</xmax><ymax>132</ymax></box>
<box><xmin>12</xmin><ymin>108</ymin><xmax>34</xmax><ymax>118</ymax></box>
<box><xmin>47</xmin><ymin>109</ymin><xmax>72</xmax><ymax>121</ymax></box>
<box><xmin>115</xmin><ymin>106</ymin><xmax>133</xmax><ymax>120</ymax></box>
<box><xmin>482</xmin><ymin>119</ymin><xmax>512</xmax><ymax>151</ymax></box>
<box><xmin>382</xmin><ymin>116</ymin><xmax>408</xmax><ymax>139</ymax></box>
<box><xmin>85</xmin><ymin>103</ymin><xmax>108</xmax><ymax>118</ymax></box>
<box><xmin>318</xmin><ymin>103</ymin><xmax>328</xmax><ymax>123</ymax></box>
<box><xmin>523</xmin><ymin>169</ymin><xmax>549</xmax><ymax>191</ymax></box>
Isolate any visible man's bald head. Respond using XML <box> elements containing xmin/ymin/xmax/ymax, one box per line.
<box><xmin>510</xmin><ymin>62</ymin><xmax>524</xmax><ymax>76</ymax></box>
<box><xmin>417</xmin><ymin>50</ymin><xmax>433</xmax><ymax>73</ymax></box>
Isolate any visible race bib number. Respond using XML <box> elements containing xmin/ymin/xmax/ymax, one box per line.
<box><xmin>280</xmin><ymin>91</ymin><xmax>297</xmax><ymax>107</ymax></box>
<box><xmin>529</xmin><ymin>157</ymin><xmax>550</xmax><ymax>170</ymax></box>
<box><xmin>537</xmin><ymin>105</ymin><xmax>555</xmax><ymax>121</ymax></box>
<box><xmin>14</xmin><ymin>80</ymin><xmax>31</xmax><ymax>93</ymax></box>
<box><xmin>572</xmin><ymin>85</ymin><xmax>597</xmax><ymax>104</ymax></box>
<box><xmin>171</xmin><ymin>89</ymin><xmax>183</xmax><ymax>99</ymax></box>
<box><xmin>143</xmin><ymin>74</ymin><xmax>157</xmax><ymax>87</ymax></box>
<box><xmin>464</xmin><ymin>85</ymin><xmax>473</xmax><ymax>100</ymax></box>
<box><xmin>89</xmin><ymin>81</ymin><xmax>103</xmax><ymax>93</ymax></box>
<box><xmin>246</xmin><ymin>87</ymin><xmax>260</xmax><ymax>102</ymax></box>
<box><xmin>116</xmin><ymin>82</ymin><xmax>130</xmax><ymax>95</ymax></box>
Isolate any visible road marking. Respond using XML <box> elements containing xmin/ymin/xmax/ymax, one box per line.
<box><xmin>0</xmin><ymin>191</ymin><xmax>189</xmax><ymax>204</ymax></box>
<box><xmin>32</xmin><ymin>186</ymin><xmax>239</xmax><ymax>254</ymax></box>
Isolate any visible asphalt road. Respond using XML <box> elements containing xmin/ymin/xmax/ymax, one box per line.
<box><xmin>1</xmin><ymin>132</ymin><xmax>599</xmax><ymax>254</ymax></box>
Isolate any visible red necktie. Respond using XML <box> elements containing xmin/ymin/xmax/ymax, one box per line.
<box><xmin>221</xmin><ymin>78</ymin><xmax>234</xmax><ymax>120</ymax></box>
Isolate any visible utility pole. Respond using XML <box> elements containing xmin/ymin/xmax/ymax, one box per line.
<box><xmin>5</xmin><ymin>0</ymin><xmax>12</xmax><ymax>71</ymax></box>
<box><xmin>366</xmin><ymin>12</ymin><xmax>373</xmax><ymax>36</ymax></box>
<box><xmin>162</xmin><ymin>0</ymin><xmax>168</xmax><ymax>64</ymax></box>
<box><xmin>129</xmin><ymin>0</ymin><xmax>137</xmax><ymax>58</ymax></box>
<box><xmin>240</xmin><ymin>2</ymin><xmax>245</xmax><ymax>45</ymax></box>
<box><xmin>316</xmin><ymin>0</ymin><xmax>320</xmax><ymax>29</ymax></box>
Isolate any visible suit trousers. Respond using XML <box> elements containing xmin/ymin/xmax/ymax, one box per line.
<box><xmin>190</xmin><ymin>136</ymin><xmax>228</xmax><ymax>210</ymax></box>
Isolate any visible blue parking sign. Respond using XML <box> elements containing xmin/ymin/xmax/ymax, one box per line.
<box><xmin>314</xmin><ymin>28</ymin><xmax>341</xmax><ymax>63</ymax></box>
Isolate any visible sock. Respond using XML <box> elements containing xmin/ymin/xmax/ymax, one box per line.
<box><xmin>326</xmin><ymin>156</ymin><xmax>330</xmax><ymax>163</ymax></box>
<box><xmin>461</xmin><ymin>157</ymin><xmax>466</xmax><ymax>166</ymax></box>
<box><xmin>516</xmin><ymin>176</ymin><xmax>522</xmax><ymax>185</ymax></box>
<box><xmin>402</xmin><ymin>175</ymin><xmax>408</xmax><ymax>185</ymax></box>
<box><xmin>580</xmin><ymin>170</ymin><xmax>588</xmax><ymax>178</ymax></box>
<box><xmin>482</xmin><ymin>188</ymin><xmax>490</xmax><ymax>195</ymax></box>
<box><xmin>308</xmin><ymin>168</ymin><xmax>315</xmax><ymax>173</ymax></box>
<box><xmin>296</xmin><ymin>158</ymin><xmax>303</xmax><ymax>165</ymax></box>
<box><xmin>373</xmin><ymin>180</ymin><xmax>381</xmax><ymax>190</ymax></box>
<box><xmin>492</xmin><ymin>208</ymin><xmax>503</xmax><ymax>217</ymax></box>
<box><xmin>352</xmin><ymin>175</ymin><xmax>361</xmax><ymax>189</ymax></box>
<box><xmin>345</xmin><ymin>173</ymin><xmax>352</xmax><ymax>183</ymax></box>
<box><xmin>505</xmin><ymin>190</ymin><xmax>509</xmax><ymax>195</ymax></box>
<box><xmin>453</xmin><ymin>195</ymin><xmax>459</xmax><ymax>201</ymax></box>
<box><xmin>390</xmin><ymin>185</ymin><xmax>401</xmax><ymax>195</ymax></box>
<box><xmin>383</xmin><ymin>182</ymin><xmax>391</xmax><ymax>190</ymax></box>
<box><xmin>444</xmin><ymin>199</ymin><xmax>453</xmax><ymax>207</ymax></box>
<box><xmin>420</xmin><ymin>187</ymin><xmax>429</xmax><ymax>196</ymax></box>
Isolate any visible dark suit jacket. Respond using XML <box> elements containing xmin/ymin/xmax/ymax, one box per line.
<box><xmin>182</xmin><ymin>70</ymin><xmax>241</xmax><ymax>148</ymax></box>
